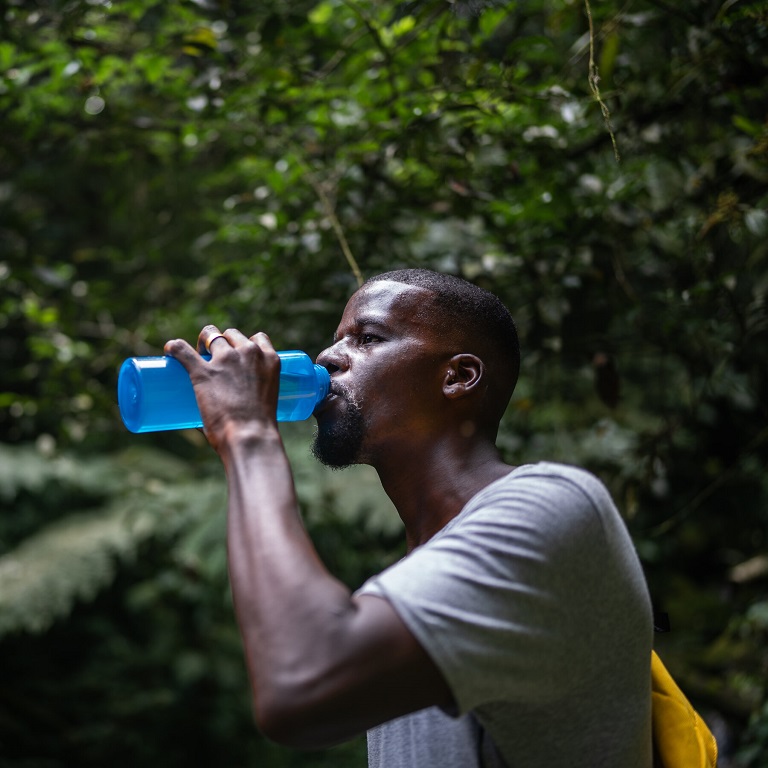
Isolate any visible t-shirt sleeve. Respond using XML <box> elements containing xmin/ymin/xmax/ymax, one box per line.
<box><xmin>356</xmin><ymin>465</ymin><xmax>649</xmax><ymax>714</ymax></box>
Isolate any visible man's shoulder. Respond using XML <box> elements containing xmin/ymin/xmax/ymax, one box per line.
<box><xmin>506</xmin><ymin>460</ymin><xmax>603</xmax><ymax>484</ymax></box>
<box><xmin>466</xmin><ymin>461</ymin><xmax>611</xmax><ymax>511</ymax></box>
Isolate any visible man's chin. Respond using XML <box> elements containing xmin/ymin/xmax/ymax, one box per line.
<box><xmin>311</xmin><ymin>416</ymin><xmax>366</xmax><ymax>469</ymax></box>
<box><xmin>310</xmin><ymin>432</ymin><xmax>361</xmax><ymax>470</ymax></box>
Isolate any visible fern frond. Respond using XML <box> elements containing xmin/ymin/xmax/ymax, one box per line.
<box><xmin>0</xmin><ymin>459</ymin><xmax>226</xmax><ymax>638</ymax></box>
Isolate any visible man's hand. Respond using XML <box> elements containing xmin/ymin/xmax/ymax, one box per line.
<box><xmin>164</xmin><ymin>325</ymin><xmax>281</xmax><ymax>451</ymax></box>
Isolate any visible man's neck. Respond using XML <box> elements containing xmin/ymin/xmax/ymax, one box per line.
<box><xmin>373</xmin><ymin>439</ymin><xmax>514</xmax><ymax>552</ymax></box>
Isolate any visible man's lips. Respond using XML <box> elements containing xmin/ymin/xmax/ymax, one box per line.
<box><xmin>328</xmin><ymin>381</ymin><xmax>351</xmax><ymax>400</ymax></box>
<box><xmin>314</xmin><ymin>385</ymin><xmax>345</xmax><ymax>416</ymax></box>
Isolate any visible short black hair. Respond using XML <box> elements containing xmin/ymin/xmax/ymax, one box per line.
<box><xmin>366</xmin><ymin>269</ymin><xmax>520</xmax><ymax>422</ymax></box>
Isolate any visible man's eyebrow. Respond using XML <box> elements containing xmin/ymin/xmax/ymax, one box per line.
<box><xmin>355</xmin><ymin>316</ymin><xmax>390</xmax><ymax>332</ymax></box>
<box><xmin>333</xmin><ymin>317</ymin><xmax>390</xmax><ymax>343</ymax></box>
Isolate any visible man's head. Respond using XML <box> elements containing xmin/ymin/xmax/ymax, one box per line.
<box><xmin>312</xmin><ymin>269</ymin><xmax>519</xmax><ymax>468</ymax></box>
<box><xmin>366</xmin><ymin>268</ymin><xmax>520</xmax><ymax>397</ymax></box>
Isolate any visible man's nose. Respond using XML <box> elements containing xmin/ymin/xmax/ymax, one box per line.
<box><xmin>316</xmin><ymin>342</ymin><xmax>345</xmax><ymax>374</ymax></box>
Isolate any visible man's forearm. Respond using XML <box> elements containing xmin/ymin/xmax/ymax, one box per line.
<box><xmin>219</xmin><ymin>422</ymin><xmax>360</xmax><ymax>738</ymax></box>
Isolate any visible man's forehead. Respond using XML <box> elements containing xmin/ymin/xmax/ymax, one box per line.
<box><xmin>333</xmin><ymin>280</ymin><xmax>461</xmax><ymax>350</ymax></box>
<box><xmin>342</xmin><ymin>280</ymin><xmax>437</xmax><ymax>323</ymax></box>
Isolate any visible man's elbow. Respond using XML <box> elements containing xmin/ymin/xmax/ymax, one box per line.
<box><xmin>252</xmin><ymin>687</ymin><xmax>344</xmax><ymax>750</ymax></box>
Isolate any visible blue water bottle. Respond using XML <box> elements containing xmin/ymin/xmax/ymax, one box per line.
<box><xmin>118</xmin><ymin>351</ymin><xmax>330</xmax><ymax>433</ymax></box>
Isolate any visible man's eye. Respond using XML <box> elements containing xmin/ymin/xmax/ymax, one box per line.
<box><xmin>360</xmin><ymin>334</ymin><xmax>380</xmax><ymax>345</ymax></box>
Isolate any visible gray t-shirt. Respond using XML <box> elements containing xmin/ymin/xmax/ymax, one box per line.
<box><xmin>357</xmin><ymin>462</ymin><xmax>653</xmax><ymax>768</ymax></box>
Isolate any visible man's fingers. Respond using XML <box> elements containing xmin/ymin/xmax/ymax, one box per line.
<box><xmin>221</xmin><ymin>328</ymin><xmax>250</xmax><ymax>347</ymax></box>
<box><xmin>198</xmin><ymin>325</ymin><xmax>226</xmax><ymax>355</ymax></box>
<box><xmin>164</xmin><ymin>337</ymin><xmax>200</xmax><ymax>369</ymax></box>
<box><xmin>250</xmin><ymin>331</ymin><xmax>276</xmax><ymax>354</ymax></box>
<box><xmin>198</xmin><ymin>325</ymin><xmax>254</xmax><ymax>355</ymax></box>
<box><xmin>168</xmin><ymin>326</ymin><xmax>271</xmax><ymax>375</ymax></box>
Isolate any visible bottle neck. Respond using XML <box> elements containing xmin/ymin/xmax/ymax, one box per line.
<box><xmin>313</xmin><ymin>364</ymin><xmax>330</xmax><ymax>400</ymax></box>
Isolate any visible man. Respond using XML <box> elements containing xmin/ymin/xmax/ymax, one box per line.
<box><xmin>165</xmin><ymin>269</ymin><xmax>653</xmax><ymax>767</ymax></box>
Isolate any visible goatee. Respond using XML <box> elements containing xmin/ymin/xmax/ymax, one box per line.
<box><xmin>311</xmin><ymin>394</ymin><xmax>367</xmax><ymax>469</ymax></box>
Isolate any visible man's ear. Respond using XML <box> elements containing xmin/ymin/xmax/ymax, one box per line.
<box><xmin>443</xmin><ymin>354</ymin><xmax>485</xmax><ymax>400</ymax></box>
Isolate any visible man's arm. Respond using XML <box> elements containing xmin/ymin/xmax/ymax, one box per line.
<box><xmin>165</xmin><ymin>327</ymin><xmax>453</xmax><ymax>748</ymax></box>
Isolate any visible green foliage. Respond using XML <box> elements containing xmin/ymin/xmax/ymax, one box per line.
<box><xmin>1</xmin><ymin>0</ymin><xmax>767</xmax><ymax>763</ymax></box>
<box><xmin>0</xmin><ymin>436</ymin><xmax>393</xmax><ymax>765</ymax></box>
<box><xmin>0</xmin><ymin>431</ymin><xmax>398</xmax><ymax>638</ymax></box>
<box><xmin>0</xmin><ymin>443</ymin><xmax>227</xmax><ymax>636</ymax></box>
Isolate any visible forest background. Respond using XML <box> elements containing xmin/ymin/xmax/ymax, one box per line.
<box><xmin>1</xmin><ymin>0</ymin><xmax>767</xmax><ymax>765</ymax></box>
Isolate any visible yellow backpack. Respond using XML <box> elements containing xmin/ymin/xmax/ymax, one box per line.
<box><xmin>651</xmin><ymin>649</ymin><xmax>718</xmax><ymax>768</ymax></box>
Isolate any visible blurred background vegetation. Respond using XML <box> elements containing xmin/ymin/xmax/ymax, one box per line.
<box><xmin>0</xmin><ymin>0</ymin><xmax>766</xmax><ymax>765</ymax></box>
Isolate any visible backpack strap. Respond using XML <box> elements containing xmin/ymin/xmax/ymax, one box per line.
<box><xmin>651</xmin><ymin>650</ymin><xmax>718</xmax><ymax>768</ymax></box>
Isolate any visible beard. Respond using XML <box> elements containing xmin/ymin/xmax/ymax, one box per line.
<box><xmin>311</xmin><ymin>392</ymin><xmax>367</xmax><ymax>469</ymax></box>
